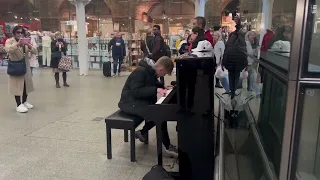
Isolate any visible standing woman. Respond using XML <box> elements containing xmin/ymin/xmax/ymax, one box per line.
<box><xmin>5</xmin><ymin>26</ymin><xmax>37</xmax><ymax>113</ymax></box>
<box><xmin>51</xmin><ymin>32</ymin><xmax>69</xmax><ymax>88</ymax></box>
<box><xmin>245</xmin><ymin>31</ymin><xmax>259</xmax><ymax>92</ymax></box>
<box><xmin>213</xmin><ymin>31</ymin><xmax>225</xmax><ymax>88</ymax></box>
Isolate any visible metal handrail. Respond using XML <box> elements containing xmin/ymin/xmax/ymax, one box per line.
<box><xmin>245</xmin><ymin>105</ymin><xmax>278</xmax><ymax>180</ymax></box>
<box><xmin>218</xmin><ymin>100</ymin><xmax>225</xmax><ymax>180</ymax></box>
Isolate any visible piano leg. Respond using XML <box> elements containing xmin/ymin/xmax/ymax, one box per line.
<box><xmin>124</xmin><ymin>129</ymin><xmax>129</xmax><ymax>142</ymax></box>
<box><xmin>156</xmin><ymin>123</ymin><xmax>163</xmax><ymax>166</ymax></box>
<box><xmin>106</xmin><ymin>126</ymin><xmax>112</xmax><ymax>159</ymax></box>
<box><xmin>130</xmin><ymin>129</ymin><xmax>136</xmax><ymax>162</ymax></box>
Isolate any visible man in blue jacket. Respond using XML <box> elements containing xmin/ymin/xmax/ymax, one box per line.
<box><xmin>108</xmin><ymin>32</ymin><xmax>126</xmax><ymax>76</ymax></box>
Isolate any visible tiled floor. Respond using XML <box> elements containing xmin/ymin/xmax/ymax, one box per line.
<box><xmin>0</xmin><ymin>68</ymin><xmax>178</xmax><ymax>180</ymax></box>
<box><xmin>0</xmin><ymin>67</ymin><xmax>262</xmax><ymax>180</ymax></box>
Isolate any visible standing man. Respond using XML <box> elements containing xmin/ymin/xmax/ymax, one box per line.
<box><xmin>150</xmin><ymin>25</ymin><xmax>166</xmax><ymax>85</ymax></box>
<box><xmin>108</xmin><ymin>32</ymin><xmax>126</xmax><ymax>76</ymax></box>
<box><xmin>193</xmin><ymin>16</ymin><xmax>214</xmax><ymax>47</ymax></box>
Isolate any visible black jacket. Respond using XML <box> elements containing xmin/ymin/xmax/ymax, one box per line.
<box><xmin>191</xmin><ymin>29</ymin><xmax>207</xmax><ymax>49</ymax></box>
<box><xmin>108</xmin><ymin>37</ymin><xmax>126</xmax><ymax>57</ymax></box>
<box><xmin>150</xmin><ymin>34</ymin><xmax>165</xmax><ymax>61</ymax></box>
<box><xmin>51</xmin><ymin>39</ymin><xmax>67</xmax><ymax>57</ymax></box>
<box><xmin>118</xmin><ymin>59</ymin><xmax>164</xmax><ymax>112</ymax></box>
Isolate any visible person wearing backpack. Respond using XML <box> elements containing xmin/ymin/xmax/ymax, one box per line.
<box><xmin>222</xmin><ymin>17</ymin><xmax>248</xmax><ymax>99</ymax></box>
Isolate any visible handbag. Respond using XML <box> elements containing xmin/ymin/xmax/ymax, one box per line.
<box><xmin>142</xmin><ymin>166</ymin><xmax>175</xmax><ymax>180</ymax></box>
<box><xmin>58</xmin><ymin>55</ymin><xmax>72</xmax><ymax>71</ymax></box>
<box><xmin>7</xmin><ymin>58</ymin><xmax>26</xmax><ymax>76</ymax></box>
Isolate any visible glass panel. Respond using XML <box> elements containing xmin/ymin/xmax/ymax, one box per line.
<box><xmin>303</xmin><ymin>0</ymin><xmax>320</xmax><ymax>74</ymax></box>
<box><xmin>259</xmin><ymin>0</ymin><xmax>297</xmax><ymax>71</ymax></box>
<box><xmin>296</xmin><ymin>88</ymin><xmax>320</xmax><ymax>180</ymax></box>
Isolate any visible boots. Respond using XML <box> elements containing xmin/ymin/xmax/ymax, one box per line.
<box><xmin>62</xmin><ymin>72</ymin><xmax>69</xmax><ymax>87</ymax></box>
<box><xmin>55</xmin><ymin>73</ymin><xmax>61</xmax><ymax>88</ymax></box>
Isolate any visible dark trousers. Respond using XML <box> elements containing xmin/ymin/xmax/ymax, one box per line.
<box><xmin>113</xmin><ymin>56</ymin><xmax>124</xmax><ymax>74</ymax></box>
<box><xmin>228</xmin><ymin>70</ymin><xmax>241</xmax><ymax>99</ymax></box>
<box><xmin>120</xmin><ymin>105</ymin><xmax>171</xmax><ymax>149</ymax></box>
<box><xmin>15</xmin><ymin>81</ymin><xmax>27</xmax><ymax>106</ymax></box>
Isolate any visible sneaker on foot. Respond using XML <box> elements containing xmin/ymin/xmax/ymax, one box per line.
<box><xmin>23</xmin><ymin>102</ymin><xmax>34</xmax><ymax>109</ymax></box>
<box><xmin>16</xmin><ymin>104</ymin><xmax>28</xmax><ymax>113</ymax></box>
<box><xmin>163</xmin><ymin>144</ymin><xmax>178</xmax><ymax>158</ymax></box>
<box><xmin>63</xmin><ymin>83</ymin><xmax>70</xmax><ymax>87</ymax></box>
<box><xmin>56</xmin><ymin>84</ymin><xmax>61</xmax><ymax>88</ymax></box>
<box><xmin>135</xmin><ymin>131</ymin><xmax>146</xmax><ymax>143</ymax></box>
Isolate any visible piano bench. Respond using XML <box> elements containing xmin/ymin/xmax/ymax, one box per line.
<box><xmin>105</xmin><ymin>110</ymin><xmax>148</xmax><ymax>162</ymax></box>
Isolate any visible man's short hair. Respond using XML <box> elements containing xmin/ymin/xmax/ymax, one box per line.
<box><xmin>153</xmin><ymin>25</ymin><xmax>161</xmax><ymax>30</ymax></box>
<box><xmin>195</xmin><ymin>16</ymin><xmax>206</xmax><ymax>29</ymax></box>
<box><xmin>157</xmin><ymin>56</ymin><xmax>174</xmax><ymax>75</ymax></box>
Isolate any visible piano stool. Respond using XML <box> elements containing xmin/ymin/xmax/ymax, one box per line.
<box><xmin>105</xmin><ymin>109</ymin><xmax>148</xmax><ymax>162</ymax></box>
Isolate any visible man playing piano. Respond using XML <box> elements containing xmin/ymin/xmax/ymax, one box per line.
<box><xmin>118</xmin><ymin>56</ymin><xmax>178</xmax><ymax>158</ymax></box>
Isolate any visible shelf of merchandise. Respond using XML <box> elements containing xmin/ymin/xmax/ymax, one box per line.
<box><xmin>129</xmin><ymin>39</ymin><xmax>143</xmax><ymax>71</ymax></box>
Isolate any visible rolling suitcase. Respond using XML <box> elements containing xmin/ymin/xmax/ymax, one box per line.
<box><xmin>103</xmin><ymin>61</ymin><xmax>112</xmax><ymax>77</ymax></box>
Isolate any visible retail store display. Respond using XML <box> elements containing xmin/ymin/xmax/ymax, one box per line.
<box><xmin>42</xmin><ymin>34</ymin><xmax>52</xmax><ymax>67</ymax></box>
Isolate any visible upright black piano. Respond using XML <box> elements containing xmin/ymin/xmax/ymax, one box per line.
<box><xmin>147</xmin><ymin>56</ymin><xmax>215</xmax><ymax>180</ymax></box>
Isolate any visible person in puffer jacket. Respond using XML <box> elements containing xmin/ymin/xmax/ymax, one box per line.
<box><xmin>118</xmin><ymin>56</ymin><xmax>178</xmax><ymax>158</ymax></box>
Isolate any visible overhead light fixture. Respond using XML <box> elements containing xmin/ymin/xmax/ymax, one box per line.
<box><xmin>7</xmin><ymin>11</ymin><xmax>12</xmax><ymax>14</ymax></box>
<box><xmin>14</xmin><ymin>15</ymin><xmax>17</xmax><ymax>19</ymax></box>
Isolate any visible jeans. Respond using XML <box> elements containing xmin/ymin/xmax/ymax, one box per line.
<box><xmin>247</xmin><ymin>63</ymin><xmax>260</xmax><ymax>94</ymax></box>
<box><xmin>113</xmin><ymin>56</ymin><xmax>124</xmax><ymax>74</ymax></box>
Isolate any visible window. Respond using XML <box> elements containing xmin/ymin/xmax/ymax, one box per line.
<box><xmin>296</xmin><ymin>87</ymin><xmax>320</xmax><ymax>180</ymax></box>
<box><xmin>302</xmin><ymin>0</ymin><xmax>320</xmax><ymax>77</ymax></box>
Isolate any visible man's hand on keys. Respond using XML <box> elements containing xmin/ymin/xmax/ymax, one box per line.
<box><xmin>157</xmin><ymin>88</ymin><xmax>166</xmax><ymax>96</ymax></box>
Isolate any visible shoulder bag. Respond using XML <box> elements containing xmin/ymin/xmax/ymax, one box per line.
<box><xmin>7</xmin><ymin>47</ymin><xmax>26</xmax><ymax>76</ymax></box>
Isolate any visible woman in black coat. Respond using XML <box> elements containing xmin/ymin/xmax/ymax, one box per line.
<box><xmin>50</xmin><ymin>32</ymin><xmax>69</xmax><ymax>88</ymax></box>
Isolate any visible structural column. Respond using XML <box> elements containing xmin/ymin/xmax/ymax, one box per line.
<box><xmin>70</xmin><ymin>0</ymin><xmax>90</xmax><ymax>76</ymax></box>
<box><xmin>258</xmin><ymin>0</ymin><xmax>274</xmax><ymax>58</ymax></box>
<box><xmin>195</xmin><ymin>0</ymin><xmax>206</xmax><ymax>17</ymax></box>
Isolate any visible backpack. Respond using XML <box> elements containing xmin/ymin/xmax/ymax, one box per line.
<box><xmin>222</xmin><ymin>31</ymin><xmax>248</xmax><ymax>71</ymax></box>
<box><xmin>142</xmin><ymin>166</ymin><xmax>175</xmax><ymax>180</ymax></box>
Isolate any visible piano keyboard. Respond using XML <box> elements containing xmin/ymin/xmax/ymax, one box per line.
<box><xmin>156</xmin><ymin>89</ymin><xmax>173</xmax><ymax>104</ymax></box>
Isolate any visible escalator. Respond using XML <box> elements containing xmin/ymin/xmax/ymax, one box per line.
<box><xmin>214</xmin><ymin>94</ymin><xmax>278</xmax><ymax>180</ymax></box>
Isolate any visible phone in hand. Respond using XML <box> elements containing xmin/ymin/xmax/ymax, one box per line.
<box><xmin>19</xmin><ymin>38</ymin><xmax>31</xmax><ymax>45</ymax></box>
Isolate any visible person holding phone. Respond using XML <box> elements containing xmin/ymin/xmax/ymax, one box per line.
<box><xmin>5</xmin><ymin>25</ymin><xmax>37</xmax><ymax>113</ymax></box>
<box><xmin>51</xmin><ymin>32</ymin><xmax>69</xmax><ymax>88</ymax></box>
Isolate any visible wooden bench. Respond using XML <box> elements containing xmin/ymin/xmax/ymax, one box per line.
<box><xmin>105</xmin><ymin>110</ymin><xmax>148</xmax><ymax>162</ymax></box>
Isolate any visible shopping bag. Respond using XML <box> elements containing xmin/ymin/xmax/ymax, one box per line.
<box><xmin>215</xmin><ymin>65</ymin><xmax>228</xmax><ymax>79</ymax></box>
<box><xmin>58</xmin><ymin>55</ymin><xmax>72</xmax><ymax>71</ymax></box>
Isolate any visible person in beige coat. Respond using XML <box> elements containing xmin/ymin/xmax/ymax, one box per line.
<box><xmin>5</xmin><ymin>26</ymin><xmax>37</xmax><ymax>113</ymax></box>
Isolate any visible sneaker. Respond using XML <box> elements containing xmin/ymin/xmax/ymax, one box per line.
<box><xmin>135</xmin><ymin>131</ymin><xmax>146</xmax><ymax>143</ymax></box>
<box><xmin>23</xmin><ymin>102</ymin><xmax>34</xmax><ymax>109</ymax></box>
<box><xmin>56</xmin><ymin>84</ymin><xmax>61</xmax><ymax>88</ymax></box>
<box><xmin>63</xmin><ymin>83</ymin><xmax>70</xmax><ymax>87</ymax></box>
<box><xmin>163</xmin><ymin>144</ymin><xmax>178</xmax><ymax>158</ymax></box>
<box><xmin>16</xmin><ymin>104</ymin><xmax>28</xmax><ymax>113</ymax></box>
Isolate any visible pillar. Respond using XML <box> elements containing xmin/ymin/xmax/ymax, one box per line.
<box><xmin>258</xmin><ymin>0</ymin><xmax>274</xmax><ymax>58</ymax></box>
<box><xmin>195</xmin><ymin>0</ymin><xmax>206</xmax><ymax>17</ymax></box>
<box><xmin>70</xmin><ymin>0</ymin><xmax>90</xmax><ymax>76</ymax></box>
